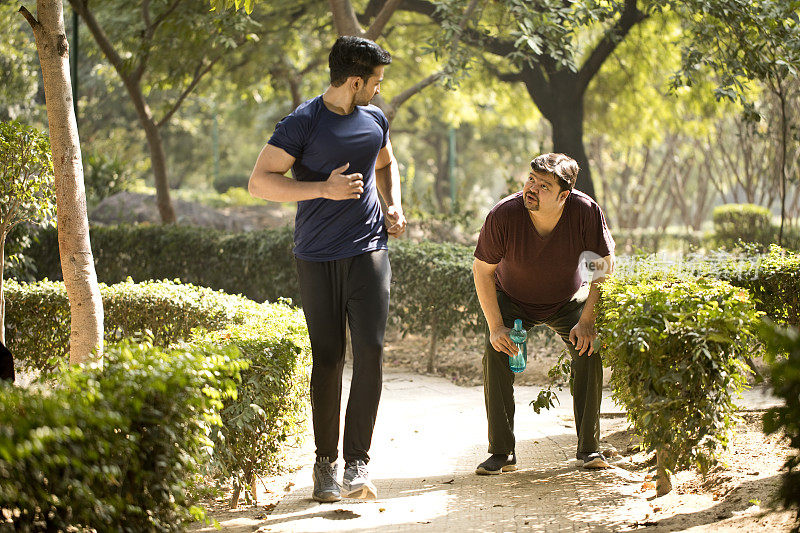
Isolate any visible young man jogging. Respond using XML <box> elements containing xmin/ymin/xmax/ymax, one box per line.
<box><xmin>248</xmin><ymin>36</ymin><xmax>406</xmax><ymax>502</ymax></box>
<box><xmin>472</xmin><ymin>153</ymin><xmax>614</xmax><ymax>474</ymax></box>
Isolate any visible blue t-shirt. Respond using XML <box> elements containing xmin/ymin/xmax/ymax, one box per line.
<box><xmin>267</xmin><ymin>95</ymin><xmax>390</xmax><ymax>261</ymax></box>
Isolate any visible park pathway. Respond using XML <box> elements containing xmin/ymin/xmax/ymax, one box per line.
<box><xmin>205</xmin><ymin>367</ymin><xmax>781</xmax><ymax>533</ymax></box>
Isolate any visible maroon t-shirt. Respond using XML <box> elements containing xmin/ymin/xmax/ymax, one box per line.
<box><xmin>474</xmin><ymin>190</ymin><xmax>615</xmax><ymax>320</ymax></box>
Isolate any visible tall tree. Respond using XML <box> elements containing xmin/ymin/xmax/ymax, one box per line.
<box><xmin>403</xmin><ymin>0</ymin><xmax>651</xmax><ymax>199</ymax></box>
<box><xmin>19</xmin><ymin>0</ymin><xmax>104</xmax><ymax>364</ymax></box>
<box><xmin>68</xmin><ymin>0</ymin><xmax>258</xmax><ymax>222</ymax></box>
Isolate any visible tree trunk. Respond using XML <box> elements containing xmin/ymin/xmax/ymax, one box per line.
<box><xmin>230</xmin><ymin>462</ymin><xmax>254</xmax><ymax>509</ymax></box>
<box><xmin>67</xmin><ymin>0</ymin><xmax>176</xmax><ymax>224</ymax></box>
<box><xmin>20</xmin><ymin>0</ymin><xmax>104</xmax><ymax>365</ymax></box>
<box><xmin>656</xmin><ymin>447</ymin><xmax>672</xmax><ymax>496</ymax></box>
<box><xmin>229</xmin><ymin>482</ymin><xmax>242</xmax><ymax>510</ymax></box>
<box><xmin>426</xmin><ymin>317</ymin><xmax>439</xmax><ymax>374</ymax></box>
<box><xmin>549</xmin><ymin>97</ymin><xmax>597</xmax><ymax>200</ymax></box>
<box><xmin>141</xmin><ymin>116</ymin><xmax>176</xmax><ymax>223</ymax></box>
<box><xmin>777</xmin><ymin>81</ymin><xmax>788</xmax><ymax>247</ymax></box>
<box><xmin>250</xmin><ymin>469</ymin><xmax>258</xmax><ymax>506</ymax></box>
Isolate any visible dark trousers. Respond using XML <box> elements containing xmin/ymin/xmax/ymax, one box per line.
<box><xmin>296</xmin><ymin>250</ymin><xmax>391</xmax><ymax>464</ymax></box>
<box><xmin>0</xmin><ymin>341</ymin><xmax>14</xmax><ymax>383</ymax></box>
<box><xmin>483</xmin><ymin>290</ymin><xmax>603</xmax><ymax>455</ymax></box>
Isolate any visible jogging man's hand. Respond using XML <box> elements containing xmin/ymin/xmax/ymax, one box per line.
<box><xmin>323</xmin><ymin>163</ymin><xmax>364</xmax><ymax>200</ymax></box>
<box><xmin>385</xmin><ymin>205</ymin><xmax>407</xmax><ymax>237</ymax></box>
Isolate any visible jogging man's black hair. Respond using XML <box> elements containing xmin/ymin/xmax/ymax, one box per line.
<box><xmin>329</xmin><ymin>36</ymin><xmax>392</xmax><ymax>87</ymax></box>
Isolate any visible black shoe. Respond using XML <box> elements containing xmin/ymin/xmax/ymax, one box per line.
<box><xmin>475</xmin><ymin>453</ymin><xmax>517</xmax><ymax>475</ymax></box>
<box><xmin>576</xmin><ymin>451</ymin><xmax>611</xmax><ymax>469</ymax></box>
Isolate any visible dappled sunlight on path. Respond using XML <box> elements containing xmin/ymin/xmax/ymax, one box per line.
<box><xmin>193</xmin><ymin>369</ymin><xmax>786</xmax><ymax>532</ymax></box>
<box><xmin>250</xmin><ymin>370</ymin><xmax>651</xmax><ymax>532</ymax></box>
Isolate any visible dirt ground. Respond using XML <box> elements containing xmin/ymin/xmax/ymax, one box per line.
<box><xmin>198</xmin><ymin>329</ymin><xmax>799</xmax><ymax>532</ymax></box>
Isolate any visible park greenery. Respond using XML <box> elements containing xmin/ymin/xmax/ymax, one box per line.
<box><xmin>2</xmin><ymin>0</ymin><xmax>800</xmax><ymax>528</ymax></box>
<box><xmin>0</xmin><ymin>121</ymin><xmax>54</xmax><ymax>346</ymax></box>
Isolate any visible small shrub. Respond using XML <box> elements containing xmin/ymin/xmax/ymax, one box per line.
<box><xmin>713</xmin><ymin>203</ymin><xmax>773</xmax><ymax>250</ymax></box>
<box><xmin>0</xmin><ymin>340</ymin><xmax>244</xmax><ymax>532</ymax></box>
<box><xmin>4</xmin><ymin>278</ymin><xmax>245</xmax><ymax>374</ymax></box>
<box><xmin>198</xmin><ymin>299</ymin><xmax>310</xmax><ymax>506</ymax></box>
<box><xmin>4</xmin><ymin>279</ymin><xmax>311</xmax><ymax>508</ymax></box>
<box><xmin>710</xmin><ymin>245</ymin><xmax>800</xmax><ymax>326</ymax></box>
<box><xmin>598</xmin><ymin>270</ymin><xmax>762</xmax><ymax>495</ymax></box>
<box><xmin>761</xmin><ymin>322</ymin><xmax>800</xmax><ymax>530</ymax></box>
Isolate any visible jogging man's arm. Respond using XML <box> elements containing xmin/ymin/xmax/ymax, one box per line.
<box><xmin>248</xmin><ymin>144</ymin><xmax>364</xmax><ymax>202</ymax></box>
<box><xmin>375</xmin><ymin>139</ymin><xmax>407</xmax><ymax>236</ymax></box>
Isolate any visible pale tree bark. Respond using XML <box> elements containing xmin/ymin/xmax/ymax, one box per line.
<box><xmin>19</xmin><ymin>1</ymin><xmax>104</xmax><ymax>365</ymax></box>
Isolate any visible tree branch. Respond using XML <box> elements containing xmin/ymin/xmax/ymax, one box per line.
<box><xmin>68</xmin><ymin>0</ymin><xmax>131</xmax><ymax>82</ymax></box>
<box><xmin>18</xmin><ymin>6</ymin><xmax>40</xmax><ymax>31</ymax></box>
<box><xmin>482</xmin><ymin>60</ymin><xmax>523</xmax><ymax>83</ymax></box>
<box><xmin>389</xmin><ymin>71</ymin><xmax>443</xmax><ymax>111</ymax></box>
<box><xmin>329</xmin><ymin>0</ymin><xmax>364</xmax><ymax>36</ymax></box>
<box><xmin>576</xmin><ymin>0</ymin><xmax>647</xmax><ymax>96</ymax></box>
<box><xmin>364</xmin><ymin>0</ymin><xmax>402</xmax><ymax>41</ymax></box>
<box><xmin>134</xmin><ymin>0</ymin><xmax>184</xmax><ymax>83</ymax></box>
<box><xmin>156</xmin><ymin>56</ymin><xmax>220</xmax><ymax>128</ymax></box>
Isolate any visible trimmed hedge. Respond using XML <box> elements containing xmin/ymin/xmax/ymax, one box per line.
<box><xmin>4</xmin><ymin>278</ymin><xmax>243</xmax><ymax>374</ymax></box>
<box><xmin>4</xmin><ymin>279</ymin><xmax>311</xmax><ymax>509</ymax></box>
<box><xmin>21</xmin><ymin>225</ymin><xmax>480</xmax><ymax>344</ymax></box>
<box><xmin>0</xmin><ymin>341</ymin><xmax>244</xmax><ymax>531</ymax></box>
<box><xmin>713</xmin><ymin>203</ymin><xmax>774</xmax><ymax>249</ymax></box>
<box><xmin>598</xmin><ymin>269</ymin><xmax>762</xmax><ymax>494</ymax></box>
<box><xmin>612</xmin><ymin>227</ymin><xmax>705</xmax><ymax>254</ymax></box>
<box><xmin>711</xmin><ymin>246</ymin><xmax>800</xmax><ymax>327</ymax></box>
<box><xmin>18</xmin><ymin>224</ymin><xmax>800</xmax><ymax>348</ymax></box>
<box><xmin>24</xmin><ymin>224</ymin><xmax>299</xmax><ymax>304</ymax></box>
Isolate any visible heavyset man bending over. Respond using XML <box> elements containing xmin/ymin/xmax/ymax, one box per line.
<box><xmin>473</xmin><ymin>153</ymin><xmax>615</xmax><ymax>474</ymax></box>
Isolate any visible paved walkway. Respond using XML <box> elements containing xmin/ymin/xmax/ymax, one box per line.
<box><xmin>221</xmin><ymin>368</ymin><xmax>781</xmax><ymax>533</ymax></box>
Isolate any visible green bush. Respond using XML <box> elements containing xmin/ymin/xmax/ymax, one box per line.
<box><xmin>198</xmin><ymin>300</ymin><xmax>310</xmax><ymax>506</ymax></box>
<box><xmin>3</xmin><ymin>278</ymin><xmax>245</xmax><ymax>374</ymax></box>
<box><xmin>761</xmin><ymin>322</ymin><xmax>800</xmax><ymax>529</ymax></box>
<box><xmin>713</xmin><ymin>203</ymin><xmax>773</xmax><ymax>250</ymax></box>
<box><xmin>24</xmin><ymin>224</ymin><xmax>299</xmax><ymax>304</ymax></box>
<box><xmin>598</xmin><ymin>270</ymin><xmax>762</xmax><ymax>494</ymax></box>
<box><xmin>710</xmin><ymin>246</ymin><xmax>800</xmax><ymax>326</ymax></box>
<box><xmin>4</xmin><ymin>279</ymin><xmax>311</xmax><ymax>507</ymax></box>
<box><xmin>0</xmin><ymin>340</ymin><xmax>244</xmax><ymax>532</ymax></box>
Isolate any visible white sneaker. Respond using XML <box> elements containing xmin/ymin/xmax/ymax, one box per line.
<box><xmin>342</xmin><ymin>459</ymin><xmax>377</xmax><ymax>499</ymax></box>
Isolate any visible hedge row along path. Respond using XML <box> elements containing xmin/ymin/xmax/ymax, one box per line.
<box><xmin>192</xmin><ymin>366</ymin><xmax>793</xmax><ymax>533</ymax></box>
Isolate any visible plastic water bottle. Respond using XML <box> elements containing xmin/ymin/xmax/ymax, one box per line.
<box><xmin>508</xmin><ymin>319</ymin><xmax>527</xmax><ymax>373</ymax></box>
